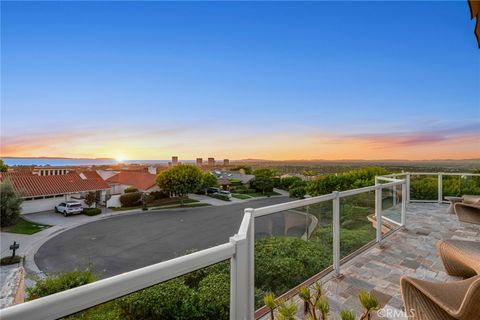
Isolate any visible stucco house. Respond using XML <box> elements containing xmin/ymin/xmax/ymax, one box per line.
<box><xmin>103</xmin><ymin>171</ymin><xmax>159</xmax><ymax>207</ymax></box>
<box><xmin>0</xmin><ymin>170</ymin><xmax>110</xmax><ymax>214</ymax></box>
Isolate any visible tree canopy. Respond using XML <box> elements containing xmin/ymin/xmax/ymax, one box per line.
<box><xmin>1</xmin><ymin>180</ymin><xmax>23</xmax><ymax>227</ymax></box>
<box><xmin>156</xmin><ymin>165</ymin><xmax>204</xmax><ymax>204</ymax></box>
<box><xmin>252</xmin><ymin>168</ymin><xmax>278</xmax><ymax>194</ymax></box>
<box><xmin>200</xmin><ymin>172</ymin><xmax>218</xmax><ymax>191</ymax></box>
<box><xmin>0</xmin><ymin>160</ymin><xmax>8</xmax><ymax>172</ymax></box>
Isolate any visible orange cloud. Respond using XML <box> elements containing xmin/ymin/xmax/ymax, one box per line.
<box><xmin>1</xmin><ymin>122</ymin><xmax>479</xmax><ymax>160</ymax></box>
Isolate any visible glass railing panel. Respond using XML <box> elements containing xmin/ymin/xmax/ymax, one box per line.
<box><xmin>443</xmin><ymin>175</ymin><xmax>480</xmax><ymax>198</ymax></box>
<box><xmin>381</xmin><ymin>184</ymin><xmax>403</xmax><ymax>226</ymax></box>
<box><xmin>339</xmin><ymin>191</ymin><xmax>376</xmax><ymax>259</ymax></box>
<box><xmin>254</xmin><ymin>202</ymin><xmax>333</xmax><ymax>308</ymax></box>
<box><xmin>410</xmin><ymin>174</ymin><xmax>438</xmax><ymax>201</ymax></box>
<box><xmin>32</xmin><ymin>260</ymin><xmax>232</xmax><ymax>320</ymax></box>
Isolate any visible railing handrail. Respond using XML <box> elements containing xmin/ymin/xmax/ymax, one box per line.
<box><xmin>0</xmin><ymin>242</ymin><xmax>235</xmax><ymax>320</ymax></box>
<box><xmin>388</xmin><ymin>172</ymin><xmax>480</xmax><ymax>177</ymax></box>
<box><xmin>254</xmin><ymin>180</ymin><xmax>405</xmax><ymax>217</ymax></box>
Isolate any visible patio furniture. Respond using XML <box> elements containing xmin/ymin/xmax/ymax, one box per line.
<box><xmin>455</xmin><ymin>195</ymin><xmax>480</xmax><ymax>225</ymax></box>
<box><xmin>437</xmin><ymin>240</ymin><xmax>480</xmax><ymax>278</ymax></box>
<box><xmin>445</xmin><ymin>196</ymin><xmax>463</xmax><ymax>215</ymax></box>
<box><xmin>400</xmin><ymin>275</ymin><xmax>480</xmax><ymax>320</ymax></box>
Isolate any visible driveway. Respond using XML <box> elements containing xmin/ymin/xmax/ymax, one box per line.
<box><xmin>35</xmin><ymin>196</ymin><xmax>292</xmax><ymax>278</ymax></box>
<box><xmin>24</xmin><ymin>210</ymin><xmax>100</xmax><ymax>227</ymax></box>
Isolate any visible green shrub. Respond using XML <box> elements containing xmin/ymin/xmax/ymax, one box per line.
<box><xmin>119</xmin><ymin>192</ymin><xmax>141</xmax><ymax>207</ymax></box>
<box><xmin>1</xmin><ymin>180</ymin><xmax>23</xmax><ymax>227</ymax></box>
<box><xmin>279</xmin><ymin>176</ymin><xmax>303</xmax><ymax>190</ymax></box>
<box><xmin>289</xmin><ymin>186</ymin><xmax>306</xmax><ymax>199</ymax></box>
<box><xmin>27</xmin><ymin>269</ymin><xmax>97</xmax><ymax>300</ymax></box>
<box><xmin>255</xmin><ymin>237</ymin><xmax>332</xmax><ymax>305</ymax></box>
<box><xmin>228</xmin><ymin>178</ymin><xmax>242</xmax><ymax>187</ymax></box>
<box><xmin>83</xmin><ymin>208</ymin><xmax>102</xmax><ymax>216</ymax></box>
<box><xmin>306</xmin><ymin>167</ymin><xmax>389</xmax><ymax>196</ymax></box>
<box><xmin>150</xmin><ymin>191</ymin><xmax>170</xmax><ymax>199</ymax></box>
<box><xmin>118</xmin><ymin>278</ymin><xmax>202</xmax><ymax>320</ymax></box>
<box><xmin>197</xmin><ymin>273</ymin><xmax>230</xmax><ymax>319</ymax></box>
<box><xmin>124</xmin><ymin>187</ymin><xmax>138</xmax><ymax>193</ymax></box>
<box><xmin>0</xmin><ymin>256</ymin><xmax>22</xmax><ymax>265</ymax></box>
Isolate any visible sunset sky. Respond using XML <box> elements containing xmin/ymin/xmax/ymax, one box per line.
<box><xmin>1</xmin><ymin>1</ymin><xmax>479</xmax><ymax>160</ymax></box>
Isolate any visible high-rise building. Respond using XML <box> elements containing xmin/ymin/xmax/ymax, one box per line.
<box><xmin>172</xmin><ymin>156</ymin><xmax>178</xmax><ymax>166</ymax></box>
<box><xmin>223</xmin><ymin>159</ymin><xmax>229</xmax><ymax>166</ymax></box>
<box><xmin>196</xmin><ymin>158</ymin><xmax>203</xmax><ymax>166</ymax></box>
<box><xmin>207</xmin><ymin>157</ymin><xmax>215</xmax><ymax>166</ymax></box>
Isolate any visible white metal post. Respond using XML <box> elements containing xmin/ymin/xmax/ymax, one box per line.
<box><xmin>393</xmin><ymin>184</ymin><xmax>397</xmax><ymax>207</ymax></box>
<box><xmin>332</xmin><ymin>192</ymin><xmax>340</xmax><ymax>277</ymax></box>
<box><xmin>245</xmin><ymin>209</ymin><xmax>255</xmax><ymax>320</ymax></box>
<box><xmin>401</xmin><ymin>182</ymin><xmax>407</xmax><ymax>227</ymax></box>
<box><xmin>438</xmin><ymin>174</ymin><xmax>443</xmax><ymax>204</ymax></box>
<box><xmin>375</xmin><ymin>185</ymin><xmax>382</xmax><ymax>243</ymax></box>
<box><xmin>406</xmin><ymin>174</ymin><xmax>411</xmax><ymax>203</ymax></box>
<box><xmin>229</xmin><ymin>234</ymin><xmax>248</xmax><ymax>320</ymax></box>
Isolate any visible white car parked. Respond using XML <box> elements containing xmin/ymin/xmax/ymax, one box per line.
<box><xmin>55</xmin><ymin>201</ymin><xmax>83</xmax><ymax>216</ymax></box>
<box><xmin>218</xmin><ymin>190</ymin><xmax>232</xmax><ymax>198</ymax></box>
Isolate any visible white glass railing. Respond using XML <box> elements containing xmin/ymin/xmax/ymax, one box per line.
<box><xmin>2</xmin><ymin>171</ymin><xmax>477</xmax><ymax>319</ymax></box>
<box><xmin>381</xmin><ymin>172</ymin><xmax>480</xmax><ymax>203</ymax></box>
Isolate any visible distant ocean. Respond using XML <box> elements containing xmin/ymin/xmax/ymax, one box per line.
<box><xmin>1</xmin><ymin>158</ymin><xmax>195</xmax><ymax>166</ymax></box>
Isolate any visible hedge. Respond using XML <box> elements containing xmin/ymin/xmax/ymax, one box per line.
<box><xmin>124</xmin><ymin>187</ymin><xmax>139</xmax><ymax>194</ymax></box>
<box><xmin>119</xmin><ymin>192</ymin><xmax>142</xmax><ymax>207</ymax></box>
<box><xmin>27</xmin><ymin>269</ymin><xmax>97</xmax><ymax>301</ymax></box>
<box><xmin>83</xmin><ymin>208</ymin><xmax>102</xmax><ymax>216</ymax></box>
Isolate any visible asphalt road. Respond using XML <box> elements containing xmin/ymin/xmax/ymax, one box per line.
<box><xmin>35</xmin><ymin>196</ymin><xmax>291</xmax><ymax>278</ymax></box>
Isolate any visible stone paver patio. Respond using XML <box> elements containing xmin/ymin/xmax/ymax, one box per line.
<box><xmin>285</xmin><ymin>203</ymin><xmax>480</xmax><ymax>320</ymax></box>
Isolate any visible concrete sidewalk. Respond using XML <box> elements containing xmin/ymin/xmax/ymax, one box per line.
<box><xmin>188</xmin><ymin>193</ymin><xmax>243</xmax><ymax>206</ymax></box>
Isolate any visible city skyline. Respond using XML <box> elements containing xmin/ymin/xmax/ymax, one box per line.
<box><xmin>2</xmin><ymin>1</ymin><xmax>479</xmax><ymax>160</ymax></box>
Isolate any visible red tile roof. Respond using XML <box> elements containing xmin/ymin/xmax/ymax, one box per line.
<box><xmin>106</xmin><ymin>171</ymin><xmax>157</xmax><ymax>191</ymax></box>
<box><xmin>79</xmin><ymin>170</ymin><xmax>104</xmax><ymax>180</ymax></box>
<box><xmin>0</xmin><ymin>172</ymin><xmax>110</xmax><ymax>197</ymax></box>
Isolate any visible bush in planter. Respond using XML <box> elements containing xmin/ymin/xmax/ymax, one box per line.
<box><xmin>27</xmin><ymin>269</ymin><xmax>97</xmax><ymax>300</ymax></box>
<box><xmin>124</xmin><ymin>187</ymin><xmax>139</xmax><ymax>193</ymax></box>
<box><xmin>83</xmin><ymin>208</ymin><xmax>102</xmax><ymax>216</ymax></box>
<box><xmin>119</xmin><ymin>192</ymin><xmax>141</xmax><ymax>207</ymax></box>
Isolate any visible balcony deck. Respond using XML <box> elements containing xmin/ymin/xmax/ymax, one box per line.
<box><xmin>286</xmin><ymin>203</ymin><xmax>480</xmax><ymax>319</ymax></box>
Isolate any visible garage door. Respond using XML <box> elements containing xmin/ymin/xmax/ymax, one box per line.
<box><xmin>21</xmin><ymin>198</ymin><xmax>63</xmax><ymax>214</ymax></box>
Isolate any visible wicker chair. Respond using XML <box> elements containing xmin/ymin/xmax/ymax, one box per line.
<box><xmin>455</xmin><ymin>196</ymin><xmax>480</xmax><ymax>225</ymax></box>
<box><xmin>437</xmin><ymin>240</ymin><xmax>480</xmax><ymax>278</ymax></box>
<box><xmin>400</xmin><ymin>275</ymin><xmax>480</xmax><ymax>320</ymax></box>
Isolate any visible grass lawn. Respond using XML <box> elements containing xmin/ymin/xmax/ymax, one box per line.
<box><xmin>1</xmin><ymin>217</ymin><xmax>51</xmax><ymax>235</ymax></box>
<box><xmin>232</xmin><ymin>193</ymin><xmax>251</xmax><ymax>200</ymax></box>
<box><xmin>112</xmin><ymin>197</ymin><xmax>199</xmax><ymax>211</ymax></box>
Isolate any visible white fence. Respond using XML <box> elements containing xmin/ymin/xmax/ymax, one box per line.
<box><xmin>1</xmin><ymin>171</ymin><xmax>477</xmax><ymax>319</ymax></box>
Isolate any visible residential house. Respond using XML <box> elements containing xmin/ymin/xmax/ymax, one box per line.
<box><xmin>104</xmin><ymin>171</ymin><xmax>159</xmax><ymax>207</ymax></box>
<box><xmin>211</xmin><ymin>171</ymin><xmax>255</xmax><ymax>188</ymax></box>
<box><xmin>0</xmin><ymin>170</ymin><xmax>110</xmax><ymax>214</ymax></box>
